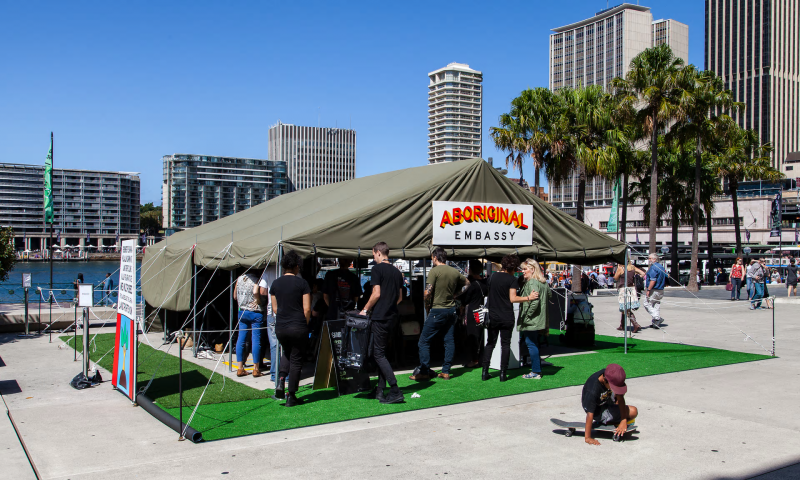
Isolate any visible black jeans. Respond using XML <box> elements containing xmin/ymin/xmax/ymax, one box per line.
<box><xmin>483</xmin><ymin>325</ymin><xmax>513</xmax><ymax>370</ymax></box>
<box><xmin>276</xmin><ymin>328</ymin><xmax>307</xmax><ymax>393</ymax></box>
<box><xmin>370</xmin><ymin>316</ymin><xmax>397</xmax><ymax>388</ymax></box>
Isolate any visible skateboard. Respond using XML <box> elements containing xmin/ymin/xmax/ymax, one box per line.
<box><xmin>550</xmin><ymin>418</ymin><xmax>638</xmax><ymax>442</ymax></box>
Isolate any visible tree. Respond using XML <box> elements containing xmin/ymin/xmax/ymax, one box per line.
<box><xmin>613</xmin><ymin>44</ymin><xmax>685</xmax><ymax>254</ymax></box>
<box><xmin>711</xmin><ymin>119</ymin><xmax>782</xmax><ymax>254</ymax></box>
<box><xmin>674</xmin><ymin>67</ymin><xmax>739</xmax><ymax>291</ymax></box>
<box><xmin>0</xmin><ymin>226</ymin><xmax>16</xmax><ymax>282</ymax></box>
<box><xmin>140</xmin><ymin>203</ymin><xmax>162</xmax><ymax>234</ymax></box>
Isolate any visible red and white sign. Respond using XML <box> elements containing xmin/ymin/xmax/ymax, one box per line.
<box><xmin>432</xmin><ymin>201</ymin><xmax>533</xmax><ymax>246</ymax></box>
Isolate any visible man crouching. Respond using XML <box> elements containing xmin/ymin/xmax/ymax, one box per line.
<box><xmin>581</xmin><ymin>363</ymin><xmax>638</xmax><ymax>445</ymax></box>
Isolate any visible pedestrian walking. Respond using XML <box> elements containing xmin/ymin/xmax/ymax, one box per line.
<box><xmin>642</xmin><ymin>253</ymin><xmax>667</xmax><ymax>328</ymax></box>
<box><xmin>749</xmin><ymin>259</ymin><xmax>766</xmax><ymax>310</ymax></box>
<box><xmin>102</xmin><ymin>272</ymin><xmax>114</xmax><ymax>306</ymax></box>
<box><xmin>787</xmin><ymin>258</ymin><xmax>798</xmax><ymax>297</ymax></box>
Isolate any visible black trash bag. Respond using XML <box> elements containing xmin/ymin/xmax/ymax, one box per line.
<box><xmin>91</xmin><ymin>370</ymin><xmax>103</xmax><ymax>385</ymax></box>
<box><xmin>70</xmin><ymin>373</ymin><xmax>93</xmax><ymax>390</ymax></box>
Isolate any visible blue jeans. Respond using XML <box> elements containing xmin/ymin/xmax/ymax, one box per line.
<box><xmin>746</xmin><ymin>277</ymin><xmax>753</xmax><ymax>299</ymax></box>
<box><xmin>236</xmin><ymin>310</ymin><xmax>264</xmax><ymax>365</ymax></box>
<box><xmin>104</xmin><ymin>289</ymin><xmax>113</xmax><ymax>306</ymax></box>
<box><xmin>751</xmin><ymin>282</ymin><xmax>764</xmax><ymax>308</ymax></box>
<box><xmin>520</xmin><ymin>331</ymin><xmax>541</xmax><ymax>374</ymax></box>
<box><xmin>265</xmin><ymin>314</ymin><xmax>277</xmax><ymax>381</ymax></box>
<box><xmin>418</xmin><ymin>307</ymin><xmax>456</xmax><ymax>374</ymax></box>
<box><xmin>731</xmin><ymin>278</ymin><xmax>743</xmax><ymax>300</ymax></box>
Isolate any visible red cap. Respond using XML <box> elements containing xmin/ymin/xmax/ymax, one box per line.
<box><xmin>604</xmin><ymin>364</ymin><xmax>627</xmax><ymax>395</ymax></box>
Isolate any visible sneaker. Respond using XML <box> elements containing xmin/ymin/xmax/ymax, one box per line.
<box><xmin>749</xmin><ymin>305</ymin><xmax>755</xmax><ymax>310</ymax></box>
<box><xmin>522</xmin><ymin>372</ymin><xmax>542</xmax><ymax>380</ymax></box>
<box><xmin>380</xmin><ymin>390</ymin><xmax>405</xmax><ymax>404</ymax></box>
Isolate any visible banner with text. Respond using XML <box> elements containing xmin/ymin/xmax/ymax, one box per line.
<box><xmin>112</xmin><ymin>240</ymin><xmax>137</xmax><ymax>401</ymax></box>
<box><xmin>432</xmin><ymin>201</ymin><xmax>533</xmax><ymax>246</ymax></box>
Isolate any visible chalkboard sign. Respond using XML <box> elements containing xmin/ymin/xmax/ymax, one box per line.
<box><xmin>312</xmin><ymin>319</ymin><xmax>371</xmax><ymax>395</ymax></box>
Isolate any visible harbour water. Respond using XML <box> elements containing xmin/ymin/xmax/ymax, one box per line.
<box><xmin>1</xmin><ymin>260</ymin><xmax>130</xmax><ymax>304</ymax></box>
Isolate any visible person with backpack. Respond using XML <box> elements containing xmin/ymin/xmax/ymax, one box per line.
<box><xmin>749</xmin><ymin>259</ymin><xmax>766</xmax><ymax>310</ymax></box>
<box><xmin>459</xmin><ymin>260</ymin><xmax>487</xmax><ymax>369</ymax></box>
<box><xmin>643</xmin><ymin>254</ymin><xmax>667</xmax><ymax>328</ymax></box>
<box><xmin>517</xmin><ymin>258</ymin><xmax>550</xmax><ymax>380</ymax></box>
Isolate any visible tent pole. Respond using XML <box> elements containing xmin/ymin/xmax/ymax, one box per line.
<box><xmin>624</xmin><ymin>246</ymin><xmax>629</xmax><ymax>354</ymax></box>
<box><xmin>422</xmin><ymin>256</ymin><xmax>428</xmax><ymax>320</ymax></box>
<box><xmin>192</xmin><ymin>261</ymin><xmax>197</xmax><ymax>358</ymax></box>
<box><xmin>275</xmin><ymin>244</ymin><xmax>283</xmax><ymax>388</ymax></box>
<box><xmin>229</xmin><ymin>269</ymin><xmax>233</xmax><ymax>372</ymax></box>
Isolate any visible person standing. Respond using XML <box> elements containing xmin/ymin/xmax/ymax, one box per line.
<box><xmin>614</xmin><ymin>261</ymin><xmax>645</xmax><ymax>333</ymax></box>
<box><xmin>360</xmin><ymin>242</ymin><xmax>404</xmax><ymax>404</ymax></box>
<box><xmin>643</xmin><ymin>253</ymin><xmax>667</xmax><ymax>328</ymax></box>
<box><xmin>787</xmin><ymin>258</ymin><xmax>798</xmax><ymax>297</ymax></box>
<box><xmin>410</xmin><ymin>247</ymin><xmax>466</xmax><ymax>381</ymax></box>
<box><xmin>102</xmin><ymin>273</ymin><xmax>114</xmax><ymax>306</ymax></box>
<box><xmin>269</xmin><ymin>250</ymin><xmax>311</xmax><ymax>407</ymax></box>
<box><xmin>517</xmin><ymin>259</ymin><xmax>550</xmax><ymax>380</ymax></box>
<box><xmin>745</xmin><ymin>259</ymin><xmax>756</xmax><ymax>301</ymax></box>
<box><xmin>459</xmin><ymin>260</ymin><xmax>488</xmax><ymax>369</ymax></box>
<box><xmin>729</xmin><ymin>258</ymin><xmax>745</xmax><ymax>301</ymax></box>
<box><xmin>323</xmin><ymin>257</ymin><xmax>362</xmax><ymax>320</ymax></box>
<box><xmin>233</xmin><ymin>271</ymin><xmax>264</xmax><ymax>378</ymax></box>
<box><xmin>258</xmin><ymin>265</ymin><xmax>279</xmax><ymax>382</ymax></box>
<box><xmin>482</xmin><ymin>254</ymin><xmax>538</xmax><ymax>382</ymax></box>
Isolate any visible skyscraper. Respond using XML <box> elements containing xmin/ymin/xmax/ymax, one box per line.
<box><xmin>268</xmin><ymin>121</ymin><xmax>356</xmax><ymax>191</ymax></box>
<box><xmin>548</xmin><ymin>4</ymin><xmax>688</xmax><ymax>215</ymax></box>
<box><xmin>705</xmin><ymin>0</ymin><xmax>799</xmax><ymax>175</ymax></box>
<box><xmin>428</xmin><ymin>63</ymin><xmax>483</xmax><ymax>164</ymax></box>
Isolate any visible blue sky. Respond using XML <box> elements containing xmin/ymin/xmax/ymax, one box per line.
<box><xmin>0</xmin><ymin>1</ymin><xmax>706</xmax><ymax>204</ymax></box>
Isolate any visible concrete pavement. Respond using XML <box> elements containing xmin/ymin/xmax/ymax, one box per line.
<box><xmin>0</xmin><ymin>286</ymin><xmax>798</xmax><ymax>479</ymax></box>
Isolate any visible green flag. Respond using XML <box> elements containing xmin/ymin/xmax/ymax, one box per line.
<box><xmin>44</xmin><ymin>137</ymin><xmax>54</xmax><ymax>224</ymax></box>
<box><xmin>606</xmin><ymin>177</ymin><xmax>621</xmax><ymax>233</ymax></box>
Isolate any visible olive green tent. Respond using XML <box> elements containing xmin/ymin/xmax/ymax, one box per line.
<box><xmin>142</xmin><ymin>158</ymin><xmax>625</xmax><ymax>311</ymax></box>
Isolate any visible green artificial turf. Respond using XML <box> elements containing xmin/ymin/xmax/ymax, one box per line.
<box><xmin>63</xmin><ymin>332</ymin><xmax>771</xmax><ymax>442</ymax></box>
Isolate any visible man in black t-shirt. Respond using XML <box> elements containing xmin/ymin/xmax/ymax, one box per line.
<box><xmin>323</xmin><ymin>257</ymin><xmax>363</xmax><ymax>320</ymax></box>
<box><xmin>581</xmin><ymin>364</ymin><xmax>638</xmax><ymax>445</ymax></box>
<box><xmin>360</xmin><ymin>242</ymin><xmax>404</xmax><ymax>404</ymax></box>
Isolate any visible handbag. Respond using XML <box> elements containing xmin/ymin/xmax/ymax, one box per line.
<box><xmin>617</xmin><ymin>287</ymin><xmax>640</xmax><ymax>312</ymax></box>
<box><xmin>345</xmin><ymin>310</ymin><xmax>370</xmax><ymax>329</ymax></box>
<box><xmin>634</xmin><ymin>274</ymin><xmax>645</xmax><ymax>293</ymax></box>
<box><xmin>474</xmin><ymin>277</ymin><xmax>490</xmax><ymax>328</ymax></box>
<box><xmin>725</xmin><ymin>282</ymin><xmax>733</xmax><ymax>291</ymax></box>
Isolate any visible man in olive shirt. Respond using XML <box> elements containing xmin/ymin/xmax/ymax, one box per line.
<box><xmin>410</xmin><ymin>247</ymin><xmax>467</xmax><ymax>381</ymax></box>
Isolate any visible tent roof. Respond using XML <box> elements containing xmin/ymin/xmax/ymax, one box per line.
<box><xmin>142</xmin><ymin>158</ymin><xmax>624</xmax><ymax>311</ymax></box>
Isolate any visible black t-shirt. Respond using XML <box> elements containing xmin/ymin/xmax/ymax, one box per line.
<box><xmin>269</xmin><ymin>275</ymin><xmax>311</xmax><ymax>332</ymax></box>
<box><xmin>323</xmin><ymin>268</ymin><xmax>363</xmax><ymax>320</ymax></box>
<box><xmin>487</xmin><ymin>271</ymin><xmax>519</xmax><ymax>327</ymax></box>
<box><xmin>581</xmin><ymin>369</ymin><xmax>615</xmax><ymax>415</ymax></box>
<box><xmin>787</xmin><ymin>265</ymin><xmax>798</xmax><ymax>284</ymax></box>
<box><xmin>369</xmin><ymin>262</ymin><xmax>403</xmax><ymax>322</ymax></box>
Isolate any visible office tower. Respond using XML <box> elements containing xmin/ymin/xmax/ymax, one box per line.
<box><xmin>548</xmin><ymin>4</ymin><xmax>688</xmax><ymax>215</ymax></box>
<box><xmin>0</xmin><ymin>163</ymin><xmax>140</xmax><ymax>250</ymax></box>
<box><xmin>428</xmin><ymin>63</ymin><xmax>483</xmax><ymax>164</ymax></box>
<box><xmin>705</xmin><ymin>0</ymin><xmax>799</xmax><ymax>175</ymax></box>
<box><xmin>268</xmin><ymin>121</ymin><xmax>356</xmax><ymax>191</ymax></box>
<box><xmin>161</xmin><ymin>154</ymin><xmax>288</xmax><ymax>230</ymax></box>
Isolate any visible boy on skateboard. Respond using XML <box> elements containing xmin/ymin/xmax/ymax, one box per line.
<box><xmin>581</xmin><ymin>364</ymin><xmax>638</xmax><ymax>445</ymax></box>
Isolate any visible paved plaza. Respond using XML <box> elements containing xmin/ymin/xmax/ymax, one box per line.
<box><xmin>1</xmin><ymin>286</ymin><xmax>799</xmax><ymax>479</ymax></box>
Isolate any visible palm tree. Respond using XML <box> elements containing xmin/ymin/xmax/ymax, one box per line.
<box><xmin>712</xmin><ymin>119</ymin><xmax>782</xmax><ymax>254</ymax></box>
<box><xmin>612</xmin><ymin>44</ymin><xmax>685</xmax><ymax>254</ymax></box>
<box><xmin>490</xmin><ymin>112</ymin><xmax>528</xmax><ymax>185</ymax></box>
<box><xmin>674</xmin><ymin>68</ymin><xmax>739</xmax><ymax>291</ymax></box>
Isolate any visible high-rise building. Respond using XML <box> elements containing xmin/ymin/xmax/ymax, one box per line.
<box><xmin>705</xmin><ymin>0</ymin><xmax>799</xmax><ymax>175</ymax></box>
<box><xmin>268</xmin><ymin>121</ymin><xmax>356</xmax><ymax>191</ymax></box>
<box><xmin>161</xmin><ymin>154</ymin><xmax>287</xmax><ymax>230</ymax></box>
<box><xmin>548</xmin><ymin>4</ymin><xmax>688</xmax><ymax>215</ymax></box>
<box><xmin>428</xmin><ymin>63</ymin><xmax>483</xmax><ymax>164</ymax></box>
<box><xmin>0</xmin><ymin>163</ymin><xmax>140</xmax><ymax>250</ymax></box>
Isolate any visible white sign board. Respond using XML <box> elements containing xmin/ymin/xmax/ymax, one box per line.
<box><xmin>432</xmin><ymin>201</ymin><xmax>533</xmax><ymax>246</ymax></box>
<box><xmin>21</xmin><ymin>273</ymin><xmax>31</xmax><ymax>288</ymax></box>
<box><xmin>78</xmin><ymin>284</ymin><xmax>93</xmax><ymax>307</ymax></box>
<box><xmin>117</xmin><ymin>240</ymin><xmax>137</xmax><ymax>320</ymax></box>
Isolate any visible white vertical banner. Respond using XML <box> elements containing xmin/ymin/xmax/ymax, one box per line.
<box><xmin>117</xmin><ymin>240</ymin><xmax>137</xmax><ymax>320</ymax></box>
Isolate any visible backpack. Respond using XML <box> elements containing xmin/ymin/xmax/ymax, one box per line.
<box><xmin>634</xmin><ymin>274</ymin><xmax>645</xmax><ymax>293</ymax></box>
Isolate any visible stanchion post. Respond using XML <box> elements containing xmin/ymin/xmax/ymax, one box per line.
<box><xmin>192</xmin><ymin>262</ymin><xmax>197</xmax><ymax>358</ymax></box>
<box><xmin>624</xmin><ymin>247</ymin><xmax>629</xmax><ymax>355</ymax></box>
<box><xmin>178</xmin><ymin>330</ymin><xmax>184</xmax><ymax>441</ymax></box>
<box><xmin>37</xmin><ymin>288</ymin><xmax>41</xmax><ymax>335</ymax></box>
<box><xmin>772</xmin><ymin>297</ymin><xmax>775</xmax><ymax>357</ymax></box>
<box><xmin>49</xmin><ymin>289</ymin><xmax>53</xmax><ymax>343</ymax></box>
<box><xmin>83</xmin><ymin>307</ymin><xmax>89</xmax><ymax>378</ymax></box>
<box><xmin>73</xmin><ymin>303</ymin><xmax>78</xmax><ymax>361</ymax></box>
<box><xmin>24</xmin><ymin>287</ymin><xmax>29</xmax><ymax>336</ymax></box>
<box><xmin>229</xmin><ymin>269</ymin><xmax>233</xmax><ymax>372</ymax></box>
